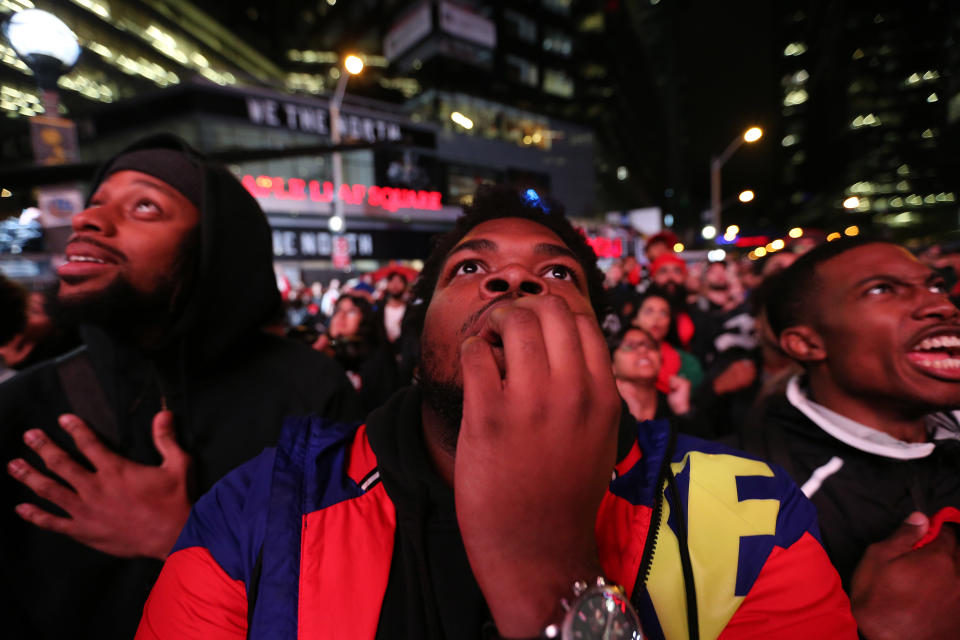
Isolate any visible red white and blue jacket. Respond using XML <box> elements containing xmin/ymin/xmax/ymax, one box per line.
<box><xmin>137</xmin><ymin>414</ymin><xmax>856</xmax><ymax>640</ymax></box>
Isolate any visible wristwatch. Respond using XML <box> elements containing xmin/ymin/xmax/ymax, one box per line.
<box><xmin>542</xmin><ymin>577</ymin><xmax>643</xmax><ymax>640</ymax></box>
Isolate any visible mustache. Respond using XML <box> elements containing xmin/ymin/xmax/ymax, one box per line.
<box><xmin>459</xmin><ymin>293</ymin><xmax>516</xmax><ymax>336</ymax></box>
<box><xmin>66</xmin><ymin>236</ymin><xmax>127</xmax><ymax>262</ymax></box>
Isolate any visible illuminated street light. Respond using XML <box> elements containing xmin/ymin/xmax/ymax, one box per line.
<box><xmin>771</xmin><ymin>239</ymin><xmax>785</xmax><ymax>251</ymax></box>
<box><xmin>788</xmin><ymin>227</ymin><xmax>803</xmax><ymax>238</ymax></box>
<box><xmin>738</xmin><ymin>189</ymin><xmax>755</xmax><ymax>203</ymax></box>
<box><xmin>3</xmin><ymin>9</ymin><xmax>81</xmax><ymax>91</ymax></box>
<box><xmin>844</xmin><ymin>225</ymin><xmax>860</xmax><ymax>237</ymax></box>
<box><xmin>827</xmin><ymin>232</ymin><xmax>842</xmax><ymax>242</ymax></box>
<box><xmin>673</xmin><ymin>242</ymin><xmax>685</xmax><ymax>253</ymax></box>
<box><xmin>328</xmin><ymin>215</ymin><xmax>344</xmax><ymax>233</ymax></box>
<box><xmin>725</xmin><ymin>224</ymin><xmax>740</xmax><ymax>236</ymax></box>
<box><xmin>843</xmin><ymin>196</ymin><xmax>860</xmax><ymax>209</ymax></box>
<box><xmin>708</xmin><ymin>249</ymin><xmax>727</xmax><ymax>262</ymax></box>
<box><xmin>711</xmin><ymin>125</ymin><xmax>763</xmax><ymax>231</ymax></box>
<box><xmin>329</xmin><ymin>54</ymin><xmax>366</xmax><ymax>231</ymax></box>
<box><xmin>450</xmin><ymin>111</ymin><xmax>474</xmax><ymax>129</ymax></box>
<box><xmin>344</xmin><ymin>54</ymin><xmax>364</xmax><ymax>75</ymax></box>
<box><xmin>701</xmin><ymin>224</ymin><xmax>717</xmax><ymax>240</ymax></box>
<box><xmin>754</xmin><ymin>246</ymin><xmax>767</xmax><ymax>258</ymax></box>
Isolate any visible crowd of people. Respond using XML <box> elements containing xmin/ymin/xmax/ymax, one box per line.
<box><xmin>0</xmin><ymin>133</ymin><xmax>958</xmax><ymax>639</ymax></box>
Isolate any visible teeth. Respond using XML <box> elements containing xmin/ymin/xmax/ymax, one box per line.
<box><xmin>915</xmin><ymin>357</ymin><xmax>960</xmax><ymax>369</ymax></box>
<box><xmin>917</xmin><ymin>335</ymin><xmax>960</xmax><ymax>350</ymax></box>
<box><xmin>68</xmin><ymin>256</ymin><xmax>106</xmax><ymax>264</ymax></box>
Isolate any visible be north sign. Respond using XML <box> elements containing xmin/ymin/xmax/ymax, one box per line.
<box><xmin>246</xmin><ymin>97</ymin><xmax>403</xmax><ymax>142</ymax></box>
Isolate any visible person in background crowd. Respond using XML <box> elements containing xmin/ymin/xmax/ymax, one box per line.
<box><xmin>603</xmin><ymin>258</ymin><xmax>641</xmax><ymax>321</ymax></box>
<box><xmin>320</xmin><ymin>277</ymin><xmax>341</xmax><ymax>319</ymax></box>
<box><xmin>631</xmin><ymin>292</ymin><xmax>704</xmax><ymax>393</ymax></box>
<box><xmin>611</xmin><ymin>325</ymin><xmax>690</xmax><ymax>421</ymax></box>
<box><xmin>0</xmin><ymin>284</ymin><xmax>81</xmax><ymax>378</ymax></box>
<box><xmin>643</xmin><ymin>230</ymin><xmax>679</xmax><ymax>265</ymax></box>
<box><xmin>743</xmin><ymin>237</ymin><xmax>960</xmax><ymax>638</ymax></box>
<box><xmin>135</xmin><ymin>184</ymin><xmax>855</xmax><ymax>640</ymax></box>
<box><xmin>695</xmin><ymin>261</ymin><xmax>738</xmax><ymax>313</ymax></box>
<box><xmin>314</xmin><ymin>293</ymin><xmax>400</xmax><ymax>414</ymax></box>
<box><xmin>0</xmin><ymin>274</ymin><xmax>28</xmax><ymax>383</ymax></box>
<box><xmin>378</xmin><ymin>271</ymin><xmax>410</xmax><ymax>346</ymax></box>
<box><xmin>0</xmin><ymin>134</ymin><xmax>360</xmax><ymax>639</ymax></box>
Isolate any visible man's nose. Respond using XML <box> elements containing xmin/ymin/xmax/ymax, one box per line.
<box><xmin>915</xmin><ymin>288</ymin><xmax>960</xmax><ymax>321</ymax></box>
<box><xmin>481</xmin><ymin>265</ymin><xmax>546</xmax><ymax>298</ymax></box>
<box><xmin>71</xmin><ymin>203</ymin><xmax>116</xmax><ymax>235</ymax></box>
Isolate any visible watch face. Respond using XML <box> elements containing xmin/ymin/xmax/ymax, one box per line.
<box><xmin>564</xmin><ymin>588</ymin><xmax>643</xmax><ymax>639</ymax></box>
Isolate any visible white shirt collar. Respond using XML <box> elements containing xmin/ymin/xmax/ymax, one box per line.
<box><xmin>785</xmin><ymin>375</ymin><xmax>960</xmax><ymax>460</ymax></box>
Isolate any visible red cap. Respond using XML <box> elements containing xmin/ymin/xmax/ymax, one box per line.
<box><xmin>650</xmin><ymin>253</ymin><xmax>687</xmax><ymax>277</ymax></box>
<box><xmin>645</xmin><ymin>230</ymin><xmax>680</xmax><ymax>251</ymax></box>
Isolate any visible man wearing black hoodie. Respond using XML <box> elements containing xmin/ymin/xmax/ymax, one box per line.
<box><xmin>0</xmin><ymin>134</ymin><xmax>359</xmax><ymax>639</ymax></box>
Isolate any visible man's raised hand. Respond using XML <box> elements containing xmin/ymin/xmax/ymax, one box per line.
<box><xmin>7</xmin><ymin>410</ymin><xmax>192</xmax><ymax>560</ymax></box>
<box><xmin>455</xmin><ymin>294</ymin><xmax>621</xmax><ymax>637</ymax></box>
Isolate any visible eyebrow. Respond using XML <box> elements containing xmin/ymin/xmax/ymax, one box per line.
<box><xmin>851</xmin><ymin>271</ymin><xmax>943</xmax><ymax>288</ymax></box>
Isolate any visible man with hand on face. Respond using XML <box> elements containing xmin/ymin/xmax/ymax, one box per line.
<box><xmin>0</xmin><ymin>134</ymin><xmax>359</xmax><ymax>639</ymax></box>
<box><xmin>136</xmin><ymin>186</ymin><xmax>855</xmax><ymax>640</ymax></box>
<box><xmin>747</xmin><ymin>237</ymin><xmax>960</xmax><ymax>639</ymax></box>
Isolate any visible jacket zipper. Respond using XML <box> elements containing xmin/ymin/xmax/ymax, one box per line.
<box><xmin>632</xmin><ymin>425</ymin><xmax>677</xmax><ymax>603</ymax></box>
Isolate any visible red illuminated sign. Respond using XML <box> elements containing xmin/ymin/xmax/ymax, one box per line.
<box><xmin>734</xmin><ymin>235</ymin><xmax>770</xmax><ymax>247</ymax></box>
<box><xmin>241</xmin><ymin>175</ymin><xmax>443</xmax><ymax>213</ymax></box>
<box><xmin>585</xmin><ymin>236</ymin><xmax>623</xmax><ymax>258</ymax></box>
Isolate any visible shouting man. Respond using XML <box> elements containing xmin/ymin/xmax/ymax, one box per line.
<box><xmin>136</xmin><ymin>186</ymin><xmax>855</xmax><ymax>639</ymax></box>
<box><xmin>0</xmin><ymin>134</ymin><xmax>358</xmax><ymax>639</ymax></box>
<box><xmin>750</xmin><ymin>237</ymin><xmax>960</xmax><ymax>638</ymax></box>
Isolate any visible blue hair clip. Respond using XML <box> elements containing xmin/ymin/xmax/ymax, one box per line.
<box><xmin>522</xmin><ymin>188</ymin><xmax>551</xmax><ymax>213</ymax></box>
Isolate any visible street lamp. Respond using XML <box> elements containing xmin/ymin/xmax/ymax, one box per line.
<box><xmin>3</xmin><ymin>9</ymin><xmax>80</xmax><ymax>108</ymax></box>
<box><xmin>329</xmin><ymin>54</ymin><xmax>364</xmax><ymax>228</ymax></box>
<box><xmin>3</xmin><ymin>9</ymin><xmax>83</xmax><ymax>253</ymax></box>
<box><xmin>710</xmin><ymin>126</ymin><xmax>762</xmax><ymax>231</ymax></box>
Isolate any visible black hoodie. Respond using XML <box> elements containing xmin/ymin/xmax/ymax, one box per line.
<box><xmin>0</xmin><ymin>134</ymin><xmax>360</xmax><ymax>639</ymax></box>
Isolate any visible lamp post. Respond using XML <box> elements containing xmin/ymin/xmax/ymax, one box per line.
<box><xmin>328</xmin><ymin>54</ymin><xmax>364</xmax><ymax>232</ymax></box>
<box><xmin>3</xmin><ymin>9</ymin><xmax>83</xmax><ymax>253</ymax></box>
<box><xmin>709</xmin><ymin>126</ymin><xmax>762</xmax><ymax>232</ymax></box>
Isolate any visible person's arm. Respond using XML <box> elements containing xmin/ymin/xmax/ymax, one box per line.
<box><xmin>136</xmin><ymin>447</ymin><xmax>276</xmax><ymax>639</ymax></box>
<box><xmin>456</xmin><ymin>295</ymin><xmax>621</xmax><ymax>637</ymax></box>
<box><xmin>850</xmin><ymin>512</ymin><xmax>960</xmax><ymax>640</ymax></box>
<box><xmin>7</xmin><ymin>411</ymin><xmax>191</xmax><ymax>558</ymax></box>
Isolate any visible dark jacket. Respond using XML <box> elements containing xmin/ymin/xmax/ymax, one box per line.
<box><xmin>0</xmin><ymin>135</ymin><xmax>360</xmax><ymax>640</ymax></box>
<box><xmin>739</xmin><ymin>375</ymin><xmax>960</xmax><ymax>588</ymax></box>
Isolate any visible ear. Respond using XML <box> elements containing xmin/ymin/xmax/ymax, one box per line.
<box><xmin>779</xmin><ymin>325</ymin><xmax>827</xmax><ymax>363</ymax></box>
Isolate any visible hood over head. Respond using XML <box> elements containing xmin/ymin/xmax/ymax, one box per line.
<box><xmin>85</xmin><ymin>133</ymin><xmax>281</xmax><ymax>368</ymax></box>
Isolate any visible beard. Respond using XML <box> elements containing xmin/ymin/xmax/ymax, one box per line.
<box><xmin>47</xmin><ymin>275</ymin><xmax>180</xmax><ymax>343</ymax></box>
<box><xmin>418</xmin><ymin>345</ymin><xmax>463</xmax><ymax>455</ymax></box>
<box><xmin>47</xmin><ymin>232</ymin><xmax>198</xmax><ymax>344</ymax></box>
<box><xmin>649</xmin><ymin>282</ymin><xmax>687</xmax><ymax>309</ymax></box>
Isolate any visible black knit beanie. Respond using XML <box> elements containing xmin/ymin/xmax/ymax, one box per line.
<box><xmin>103</xmin><ymin>148</ymin><xmax>204</xmax><ymax>209</ymax></box>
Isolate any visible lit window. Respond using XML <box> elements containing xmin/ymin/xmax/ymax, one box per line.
<box><xmin>784</xmin><ymin>42</ymin><xmax>807</xmax><ymax>56</ymax></box>
<box><xmin>921</xmin><ymin>128</ymin><xmax>934</xmax><ymax>138</ymax></box>
<box><xmin>927</xmin><ymin>93</ymin><xmax>938</xmax><ymax>102</ymax></box>
<box><xmin>922</xmin><ymin>70</ymin><xmax>939</xmax><ymax>80</ymax></box>
<box><xmin>783</xmin><ymin>89</ymin><xmax>808</xmax><ymax>105</ymax></box>
<box><xmin>906</xmin><ymin>73</ymin><xmax>921</xmax><ymax>84</ymax></box>
<box><xmin>781</xmin><ymin>134</ymin><xmax>798</xmax><ymax>147</ymax></box>
<box><xmin>543</xmin><ymin>68</ymin><xmax>574</xmax><ymax>98</ymax></box>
